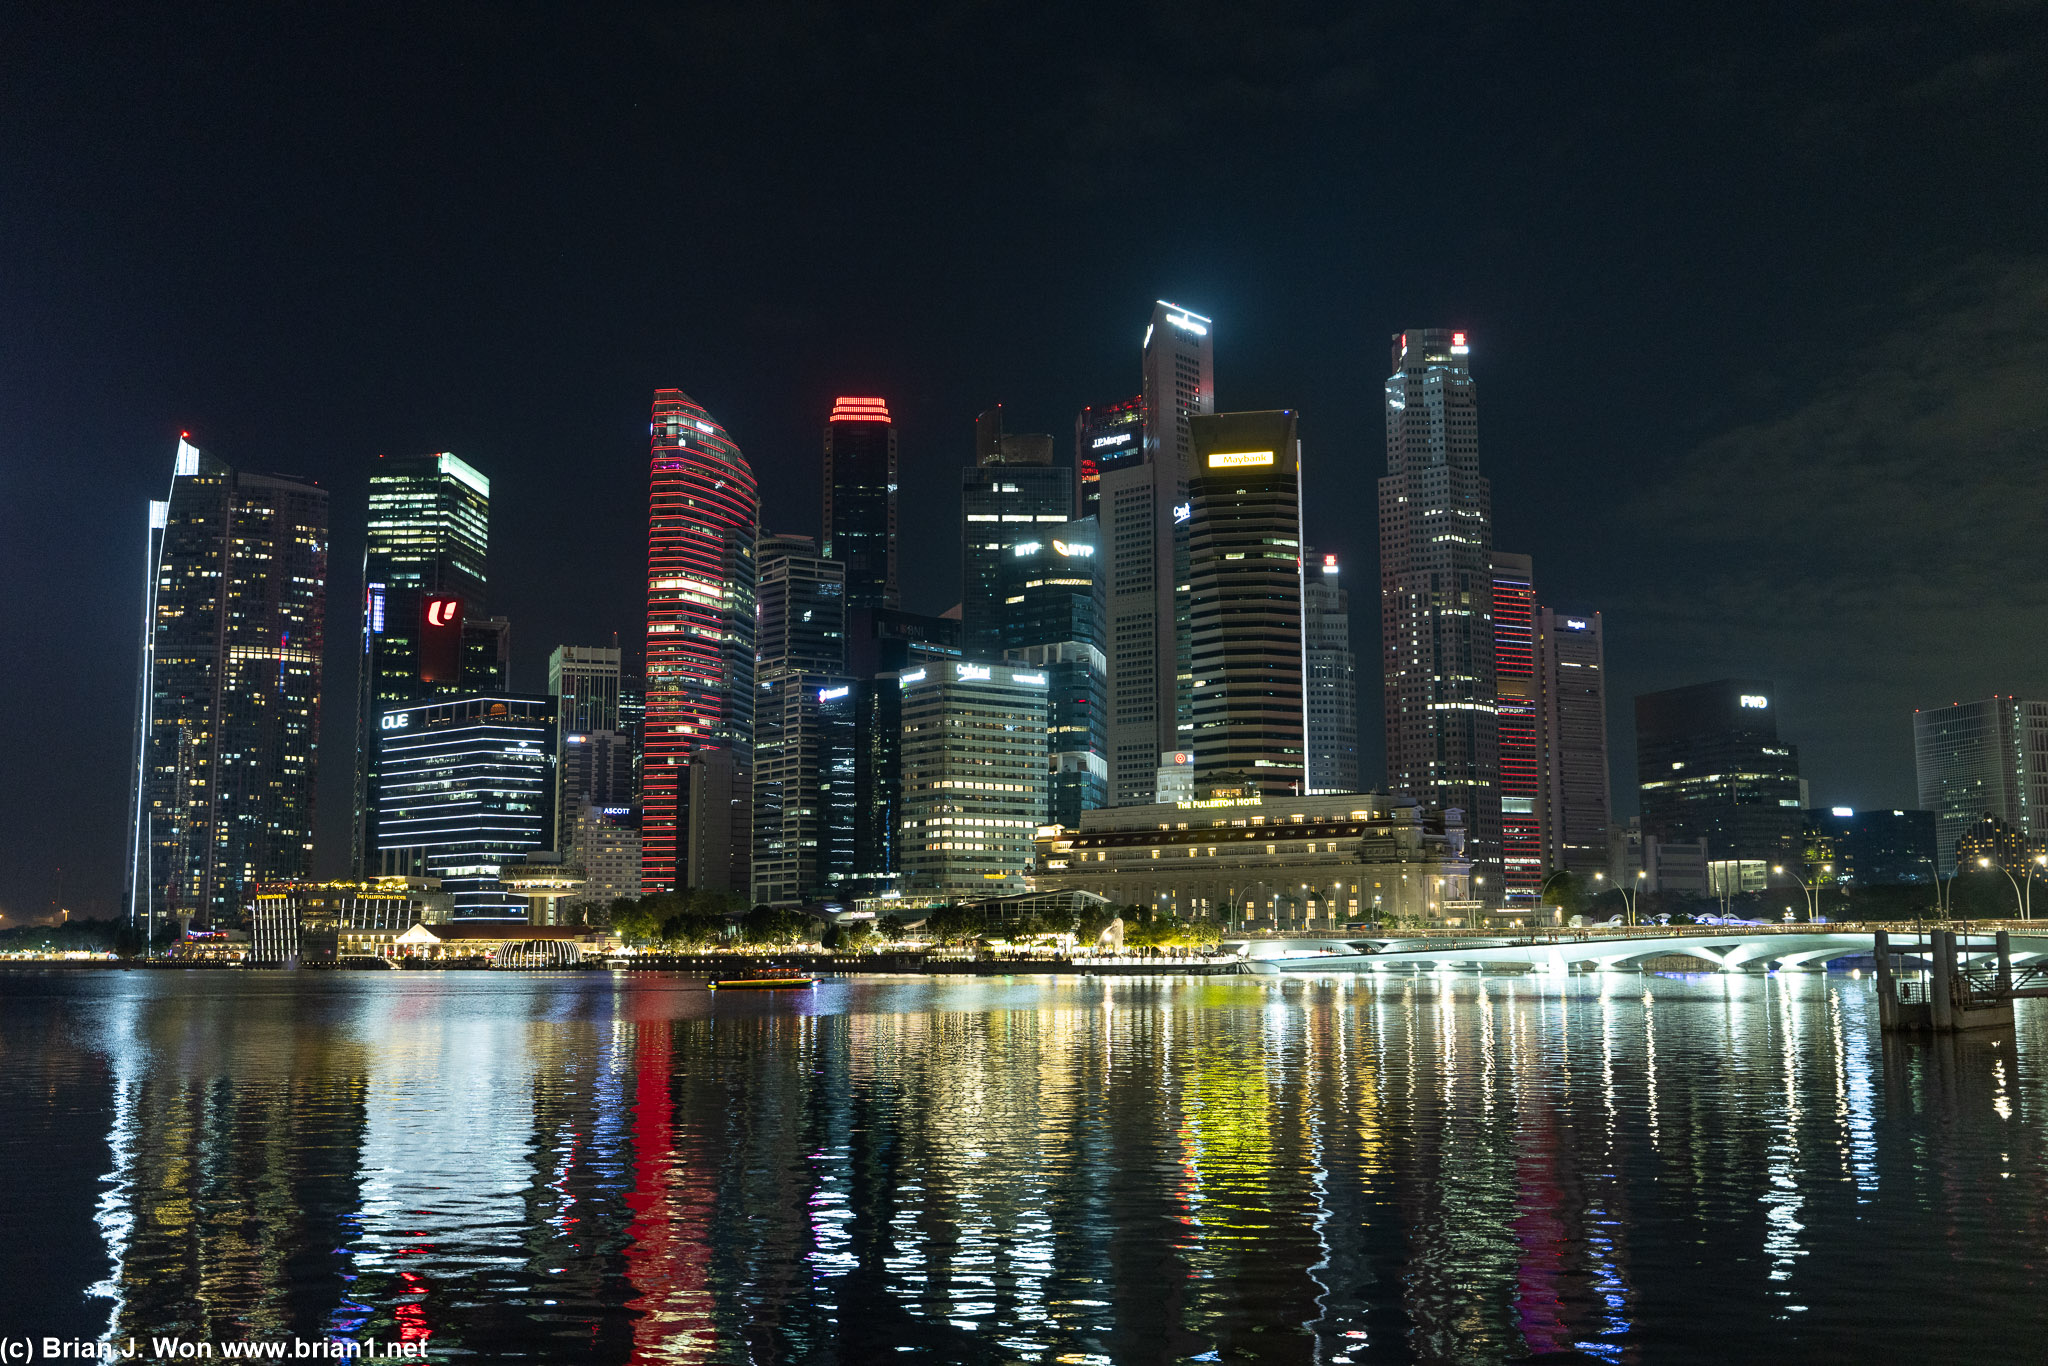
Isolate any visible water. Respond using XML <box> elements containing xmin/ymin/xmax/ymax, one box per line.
<box><xmin>2</xmin><ymin>969</ymin><xmax>2045</xmax><ymax>1364</ymax></box>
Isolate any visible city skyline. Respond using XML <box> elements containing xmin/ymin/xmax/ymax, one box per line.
<box><xmin>5</xmin><ymin>2</ymin><xmax>2043</xmax><ymax>918</ymax></box>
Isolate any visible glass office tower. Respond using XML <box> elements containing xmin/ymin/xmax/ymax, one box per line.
<box><xmin>129</xmin><ymin>437</ymin><xmax>328</xmax><ymax>928</ymax></box>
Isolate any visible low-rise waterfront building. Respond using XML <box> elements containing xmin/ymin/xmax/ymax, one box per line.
<box><xmin>247</xmin><ymin>876</ymin><xmax>451</xmax><ymax>964</ymax></box>
<box><xmin>1033</xmin><ymin>792</ymin><xmax>1475</xmax><ymax>928</ymax></box>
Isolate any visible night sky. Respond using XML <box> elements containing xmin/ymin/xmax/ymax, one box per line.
<box><xmin>3</xmin><ymin>3</ymin><xmax>2042</xmax><ymax>921</ymax></box>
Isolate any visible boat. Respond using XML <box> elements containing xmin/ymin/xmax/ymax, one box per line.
<box><xmin>709</xmin><ymin>974</ymin><xmax>816</xmax><ymax>991</ymax></box>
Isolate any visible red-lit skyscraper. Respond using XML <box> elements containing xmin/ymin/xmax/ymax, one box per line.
<box><xmin>643</xmin><ymin>389</ymin><xmax>759</xmax><ymax>893</ymax></box>
<box><xmin>1492</xmin><ymin>551</ymin><xmax>1540</xmax><ymax>900</ymax></box>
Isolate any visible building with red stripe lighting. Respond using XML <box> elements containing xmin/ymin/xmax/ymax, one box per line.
<box><xmin>1492</xmin><ymin>551</ymin><xmax>1542</xmax><ymax>901</ymax></box>
<box><xmin>643</xmin><ymin>389</ymin><xmax>759</xmax><ymax>893</ymax></box>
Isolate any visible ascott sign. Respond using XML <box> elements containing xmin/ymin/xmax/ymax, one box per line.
<box><xmin>1207</xmin><ymin>450</ymin><xmax>1274</xmax><ymax>469</ymax></box>
<box><xmin>420</xmin><ymin>594</ymin><xmax>464</xmax><ymax>684</ymax></box>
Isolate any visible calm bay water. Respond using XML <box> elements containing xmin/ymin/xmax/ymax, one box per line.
<box><xmin>2</xmin><ymin>969</ymin><xmax>2045</xmax><ymax>1364</ymax></box>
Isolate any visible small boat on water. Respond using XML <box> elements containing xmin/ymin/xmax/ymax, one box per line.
<box><xmin>709</xmin><ymin>974</ymin><xmax>816</xmax><ymax>991</ymax></box>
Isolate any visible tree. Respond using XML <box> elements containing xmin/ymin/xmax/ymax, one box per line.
<box><xmin>740</xmin><ymin>906</ymin><xmax>815</xmax><ymax>946</ymax></box>
<box><xmin>1540</xmin><ymin>870</ymin><xmax>1591</xmax><ymax>920</ymax></box>
<box><xmin>925</xmin><ymin>906</ymin><xmax>986</xmax><ymax>945</ymax></box>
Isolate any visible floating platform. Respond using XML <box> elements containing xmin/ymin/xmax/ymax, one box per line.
<box><xmin>709</xmin><ymin>977</ymin><xmax>815</xmax><ymax>991</ymax></box>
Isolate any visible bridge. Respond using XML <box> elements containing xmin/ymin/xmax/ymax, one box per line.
<box><xmin>1230</xmin><ymin>924</ymin><xmax>2048</xmax><ymax>976</ymax></box>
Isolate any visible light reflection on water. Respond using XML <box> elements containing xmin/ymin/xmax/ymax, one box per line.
<box><xmin>2</xmin><ymin>970</ymin><xmax>2047</xmax><ymax>1363</ymax></box>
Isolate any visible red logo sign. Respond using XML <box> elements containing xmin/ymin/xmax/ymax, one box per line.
<box><xmin>420</xmin><ymin>594</ymin><xmax>464</xmax><ymax>683</ymax></box>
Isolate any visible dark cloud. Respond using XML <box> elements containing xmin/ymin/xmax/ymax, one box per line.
<box><xmin>1623</xmin><ymin>255</ymin><xmax>2048</xmax><ymax>801</ymax></box>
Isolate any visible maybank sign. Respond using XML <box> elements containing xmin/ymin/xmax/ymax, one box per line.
<box><xmin>1207</xmin><ymin>450</ymin><xmax>1274</xmax><ymax>469</ymax></box>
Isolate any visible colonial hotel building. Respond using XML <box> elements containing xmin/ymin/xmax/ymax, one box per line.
<box><xmin>1033</xmin><ymin>792</ymin><xmax>1482</xmax><ymax>929</ymax></box>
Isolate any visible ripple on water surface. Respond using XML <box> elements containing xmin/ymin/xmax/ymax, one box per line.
<box><xmin>2</xmin><ymin>969</ymin><xmax>2045</xmax><ymax>1363</ymax></box>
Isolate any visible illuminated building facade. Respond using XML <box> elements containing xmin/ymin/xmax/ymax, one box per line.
<box><xmin>247</xmin><ymin>876</ymin><xmax>450</xmax><ymax>965</ymax></box>
<box><xmin>351</xmin><ymin>451</ymin><xmax>494</xmax><ymax>873</ymax></box>
<box><xmin>822</xmin><ymin>396</ymin><xmax>898</xmax><ymax>611</ymax></box>
<box><xmin>1379</xmin><ymin>328</ymin><xmax>1498</xmax><ymax>887</ymax></box>
<box><xmin>752</xmin><ymin>535</ymin><xmax>854</xmax><ymax>904</ymax></box>
<box><xmin>1186</xmin><ymin>409</ymin><xmax>1305</xmax><ymax>797</ymax></box>
<box><xmin>1635</xmin><ymin>679</ymin><xmax>1802</xmax><ymax>862</ymax></box>
<box><xmin>1033</xmin><ymin>792</ymin><xmax>1474</xmax><ymax>928</ymax></box>
<box><xmin>1105</xmin><ymin>301</ymin><xmax>1214</xmax><ymax>806</ymax></box>
<box><xmin>846</xmin><ymin>611</ymin><xmax>962</xmax><ymax>893</ymax></box>
<box><xmin>1075</xmin><ymin>394</ymin><xmax>1143</xmax><ymax>520</ymax></box>
<box><xmin>998</xmin><ymin>516</ymin><xmax>1107</xmax><ymax>828</ymax></box>
<box><xmin>548</xmin><ymin>645</ymin><xmax>625</xmax><ymax>850</ymax></box>
<box><xmin>565</xmin><ymin>801</ymin><xmax>643</xmax><ymax>907</ymax></box>
<box><xmin>1803</xmin><ymin>806</ymin><xmax>1936</xmax><ymax>886</ymax></box>
<box><xmin>128</xmin><ymin>437</ymin><xmax>328</xmax><ymax>927</ymax></box>
<box><xmin>1010</xmin><ymin>638</ymin><xmax>1109</xmax><ymax>827</ymax></box>
<box><xmin>1913</xmin><ymin>696</ymin><xmax>2048</xmax><ymax>873</ymax></box>
<box><xmin>1491</xmin><ymin>552</ymin><xmax>1540</xmax><ymax>898</ymax></box>
<box><xmin>898</xmin><ymin>662</ymin><xmax>1051</xmax><ymax>895</ymax></box>
<box><xmin>643</xmin><ymin>388</ymin><xmax>759</xmax><ymax>892</ymax></box>
<box><xmin>1534</xmin><ymin>608</ymin><xmax>1612</xmax><ymax>876</ymax></box>
<box><xmin>960</xmin><ymin>406</ymin><xmax>1069</xmax><ymax>658</ymax></box>
<box><xmin>376</xmin><ymin>693</ymin><xmax>557</xmax><ymax>919</ymax></box>
<box><xmin>753</xmin><ymin>677</ymin><xmax>856</xmax><ymax>904</ymax></box>
<box><xmin>1303</xmin><ymin>548</ymin><xmax>1360</xmax><ymax>794</ymax></box>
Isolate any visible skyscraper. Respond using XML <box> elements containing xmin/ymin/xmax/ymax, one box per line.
<box><xmin>822</xmin><ymin>396</ymin><xmax>898</xmax><ymax>612</ymax></box>
<box><xmin>352</xmin><ymin>451</ymin><xmax>494</xmax><ymax>872</ymax></box>
<box><xmin>752</xmin><ymin>535</ymin><xmax>854</xmax><ymax>905</ymax></box>
<box><xmin>1303</xmin><ymin>549</ymin><xmax>1360</xmax><ymax>795</ymax></box>
<box><xmin>643</xmin><ymin>388</ymin><xmax>759</xmax><ymax>893</ymax></box>
<box><xmin>550</xmin><ymin>645</ymin><xmax>621</xmax><ymax>733</ymax></box>
<box><xmin>1914</xmin><ymin>697</ymin><xmax>2048</xmax><ymax>873</ymax></box>
<box><xmin>1635</xmin><ymin>679</ymin><xmax>1802</xmax><ymax>863</ymax></box>
<box><xmin>1535</xmin><ymin>608</ymin><xmax>1612</xmax><ymax>877</ymax></box>
<box><xmin>1491</xmin><ymin>552</ymin><xmax>1541</xmax><ymax>899</ymax></box>
<box><xmin>960</xmin><ymin>406</ymin><xmax>1069</xmax><ymax>657</ymax></box>
<box><xmin>128</xmin><ymin>437</ymin><xmax>328</xmax><ymax>928</ymax></box>
<box><xmin>1104</xmin><ymin>301</ymin><xmax>1214</xmax><ymax>805</ymax></box>
<box><xmin>548</xmin><ymin>645</ymin><xmax>628</xmax><ymax>853</ymax></box>
<box><xmin>1186</xmin><ymin>410</ymin><xmax>1305</xmax><ymax>796</ymax></box>
<box><xmin>898</xmin><ymin>662</ymin><xmax>1051</xmax><ymax>894</ymax></box>
<box><xmin>1075</xmin><ymin>394</ymin><xmax>1143</xmax><ymax>520</ymax></box>
<box><xmin>1002</xmin><ymin>518</ymin><xmax>1107</xmax><ymax>826</ymax></box>
<box><xmin>1379</xmin><ymin>328</ymin><xmax>1498</xmax><ymax>884</ymax></box>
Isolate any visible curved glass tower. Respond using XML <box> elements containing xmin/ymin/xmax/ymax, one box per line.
<box><xmin>643</xmin><ymin>389</ymin><xmax>759</xmax><ymax>893</ymax></box>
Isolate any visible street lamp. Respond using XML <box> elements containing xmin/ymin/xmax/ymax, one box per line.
<box><xmin>1773</xmin><ymin>863</ymin><xmax>1832</xmax><ymax>922</ymax></box>
<box><xmin>1592</xmin><ymin>870</ymin><xmax>1646</xmax><ymax>926</ymax></box>
<box><xmin>1923</xmin><ymin>855</ymin><xmax>1958</xmax><ymax>919</ymax></box>
<box><xmin>1981</xmin><ymin>854</ymin><xmax>2047</xmax><ymax>921</ymax></box>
